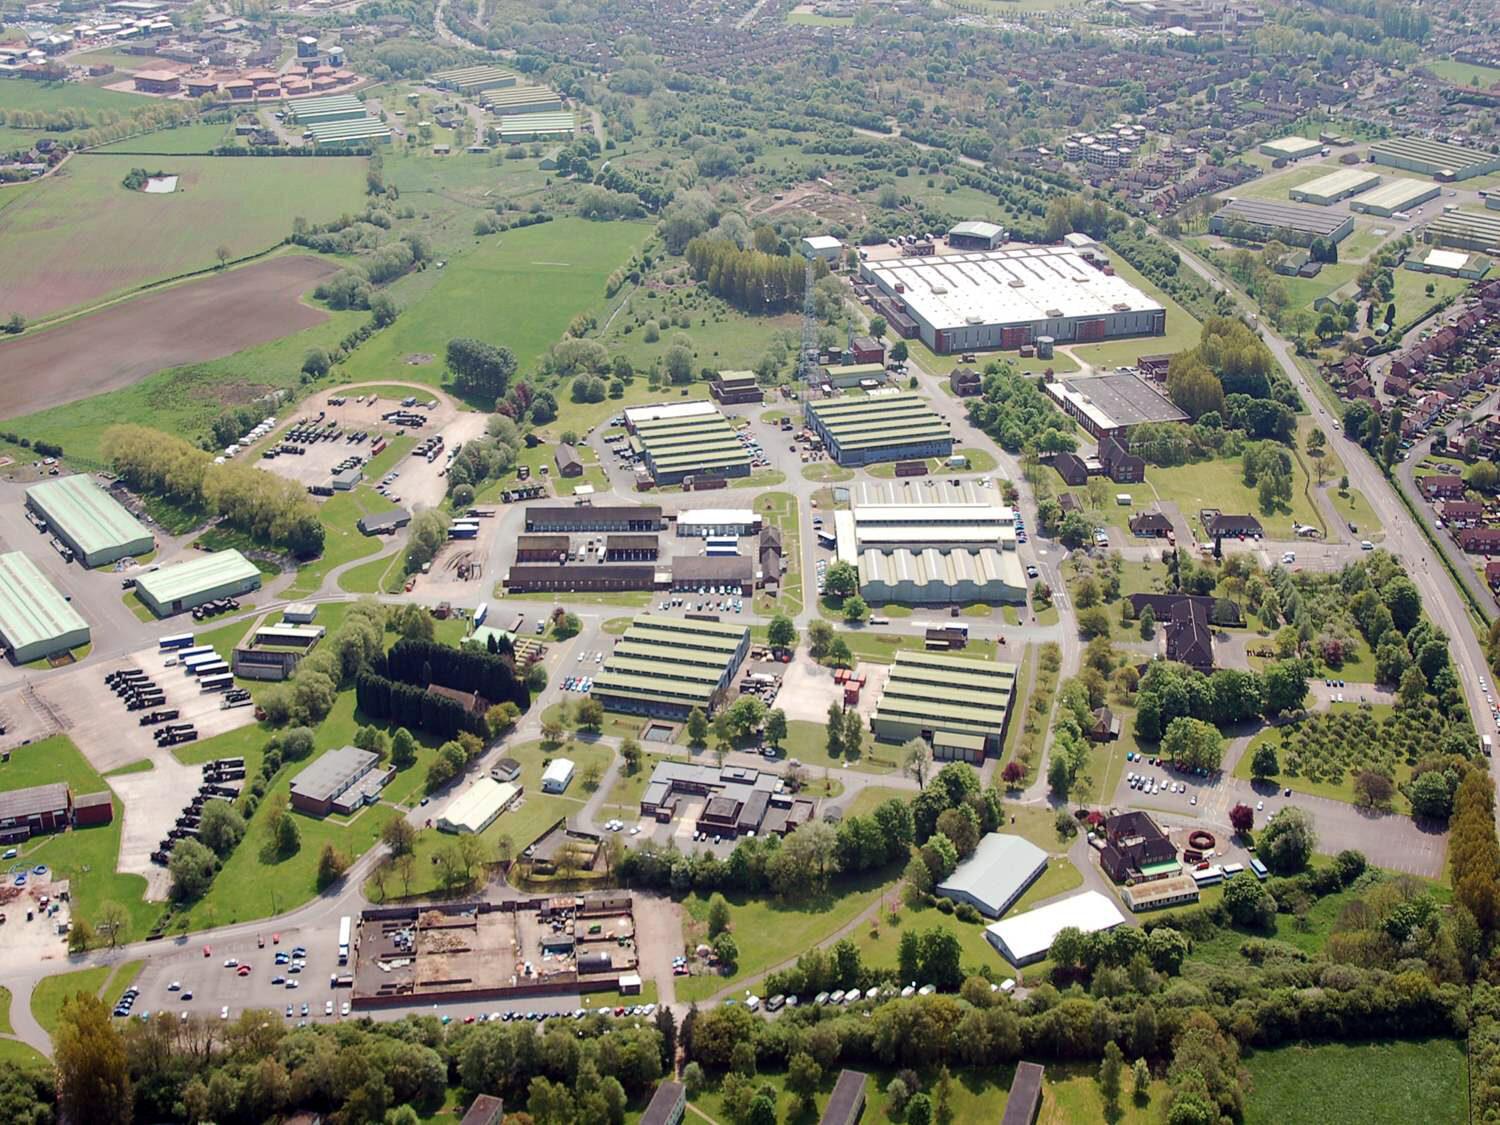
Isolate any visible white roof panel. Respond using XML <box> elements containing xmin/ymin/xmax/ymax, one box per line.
<box><xmin>985</xmin><ymin>890</ymin><xmax>1127</xmax><ymax>964</ymax></box>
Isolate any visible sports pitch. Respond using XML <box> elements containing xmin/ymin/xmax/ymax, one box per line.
<box><xmin>0</xmin><ymin>153</ymin><xmax>367</xmax><ymax>319</ymax></box>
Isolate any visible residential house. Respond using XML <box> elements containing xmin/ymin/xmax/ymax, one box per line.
<box><xmin>1099</xmin><ymin>432</ymin><xmax>1145</xmax><ymax>483</ymax></box>
<box><xmin>1458</xmin><ymin>528</ymin><xmax>1500</xmax><ymax>556</ymax></box>
<box><xmin>949</xmin><ymin>367</ymin><xmax>983</xmax><ymax>397</ymax></box>
<box><xmin>1487</xmin><ymin>560</ymin><xmax>1500</xmax><ymax>591</ymax></box>
<box><xmin>1420</xmin><ymin>474</ymin><xmax>1467</xmax><ymax>500</ymax></box>
<box><xmin>1128</xmin><ymin>511</ymin><xmax>1173</xmax><ymax>537</ymax></box>
<box><xmin>1441</xmin><ymin>500</ymin><xmax>1485</xmax><ymax>527</ymax></box>
<box><xmin>1201</xmin><ymin>510</ymin><xmax>1263</xmax><ymax>539</ymax></box>
<box><xmin>1052</xmin><ymin>452</ymin><xmax>1089</xmax><ymax>486</ymax></box>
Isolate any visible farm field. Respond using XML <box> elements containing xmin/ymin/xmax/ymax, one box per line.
<box><xmin>93</xmin><ymin>122</ymin><xmax>235</xmax><ymax>154</ymax></box>
<box><xmin>340</xmin><ymin>218</ymin><xmax>650</xmax><ymax>396</ymax></box>
<box><xmin>0</xmin><ymin>153</ymin><xmax>366</xmax><ymax>319</ymax></box>
<box><xmin>3</xmin><ymin>256</ymin><xmax>351</xmax><ymax>449</ymax></box>
<box><xmin>1243</xmin><ymin>1039</ymin><xmax>1467</xmax><ymax>1125</ymax></box>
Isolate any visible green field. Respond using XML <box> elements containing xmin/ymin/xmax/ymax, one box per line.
<box><xmin>31</xmin><ymin>966</ymin><xmax>113</xmax><ymax>1036</ymax></box>
<box><xmin>0</xmin><ymin>154</ymin><xmax>367</xmax><ymax>320</ymax></box>
<box><xmin>1425</xmin><ymin>58</ymin><xmax>1500</xmax><ymax>89</ymax></box>
<box><xmin>1145</xmin><ymin>455</ymin><xmax>1321</xmax><ymax>539</ymax></box>
<box><xmin>676</xmin><ymin>869</ymin><xmax>898</xmax><ymax>1001</ymax></box>
<box><xmin>1243</xmin><ymin>1039</ymin><xmax>1467</xmax><ymax>1125</ymax></box>
<box><xmin>285</xmin><ymin>484</ymin><xmax>401</xmax><ymax>598</ymax></box>
<box><xmin>341</xmin><ymin>218</ymin><xmax>650</xmax><ymax>399</ymax></box>
<box><xmin>1070</xmin><ymin>250</ymin><xmax>1205</xmax><ymax>370</ymax></box>
<box><xmin>93</xmin><ymin>122</ymin><xmax>235</xmax><ymax>154</ymax></box>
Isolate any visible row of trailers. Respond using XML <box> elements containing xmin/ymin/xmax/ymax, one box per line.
<box><xmin>159</xmin><ymin>634</ymin><xmax>249</xmax><ymax>703</ymax></box>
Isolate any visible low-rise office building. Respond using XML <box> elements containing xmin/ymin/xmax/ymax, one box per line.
<box><xmin>133</xmin><ymin>550</ymin><xmax>261</xmax><ymax>617</ymax></box>
<box><xmin>0</xmin><ymin>552</ymin><xmax>90</xmax><ymax>664</ymax></box>
<box><xmin>709</xmin><ymin>371</ymin><xmax>765</xmax><ymax>404</ymax></box>
<box><xmin>640</xmin><ymin>760</ymin><xmax>814</xmax><ymax>838</ymax></box>
<box><xmin>1043</xmin><ymin>373</ymin><xmax>1188</xmax><ymax>439</ymax></box>
<box><xmin>675</xmin><ymin>508</ymin><xmax>760</xmax><ymax>537</ymax></box>
<box><xmin>289</xmin><ymin>746</ymin><xmax>392</xmax><ymax>817</ymax></box>
<box><xmin>871</xmin><ymin>650</ymin><xmax>1016</xmax><ymax>763</ymax></box>
<box><xmin>0</xmin><ymin>783</ymin><xmax>73</xmax><ymax>843</ymax></box>
<box><xmin>25</xmin><ymin>475</ymin><xmax>153</xmax><ymax>567</ymax></box>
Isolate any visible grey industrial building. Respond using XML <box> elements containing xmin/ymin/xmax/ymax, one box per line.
<box><xmin>1425</xmin><ymin>209</ymin><xmax>1500</xmax><ymax>254</ymax></box>
<box><xmin>1209</xmin><ymin>198</ymin><xmax>1354</xmax><ymax>245</ymax></box>
<box><xmin>859</xmin><ymin>246</ymin><xmax>1164</xmax><ymax>354</ymax></box>
<box><xmin>1288</xmin><ymin>168</ymin><xmax>1380</xmax><ymax>205</ymax></box>
<box><xmin>803</xmin><ymin>393</ymin><xmax>953</xmax><ymax>466</ymax></box>
<box><xmin>639</xmin><ymin>761</ymin><xmax>814</xmax><ymax>839</ymax></box>
<box><xmin>1349</xmin><ymin>178</ymin><xmax>1441</xmax><ymax>217</ymax></box>
<box><xmin>26</xmin><ymin>475</ymin><xmax>153</xmax><ymax>567</ymax></box>
<box><xmin>1043</xmin><ymin>373</ymin><xmax>1188</xmax><ymax>438</ymax></box>
<box><xmin>946</xmin><ymin>219</ymin><xmax>1006</xmax><ymax>250</ymax></box>
<box><xmin>289</xmin><ymin>746</ymin><xmax>393</xmax><ymax>817</ymax></box>
<box><xmin>1369</xmin><ymin>137</ymin><xmax>1500</xmax><ymax>181</ymax></box>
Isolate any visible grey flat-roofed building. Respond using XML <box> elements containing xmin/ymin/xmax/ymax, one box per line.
<box><xmin>134</xmin><ymin>550</ymin><xmax>261</xmax><ymax>616</ymax></box>
<box><xmin>357</xmin><ymin>507</ymin><xmax>411</xmax><ymax>535</ymax></box>
<box><xmin>640</xmin><ymin>1081</ymin><xmax>686</xmax><ymax>1125</ymax></box>
<box><xmin>1258</xmin><ymin>136</ymin><xmax>1322</xmax><ymax>160</ymax></box>
<box><xmin>0</xmin><ymin>552</ymin><xmax>90</xmax><ymax>663</ymax></box>
<box><xmin>1210</xmin><ymin>198</ymin><xmax>1354</xmax><ymax>244</ymax></box>
<box><xmin>524</xmin><ymin>505</ymin><xmax>662</xmax><ymax>533</ymax></box>
<box><xmin>1000</xmin><ymin>1063</ymin><xmax>1045</xmax><ymax>1125</ymax></box>
<box><xmin>290</xmin><ymin>746</ymin><xmax>387</xmax><ymax>816</ymax></box>
<box><xmin>26</xmin><ymin>475</ymin><xmax>153</xmax><ymax>566</ymax></box>
<box><xmin>936</xmin><ymin>833</ymin><xmax>1048</xmax><ymax>917</ymax></box>
<box><xmin>1045</xmin><ymin>373</ymin><xmax>1188</xmax><ymax>438</ymax></box>
<box><xmin>1349</xmin><ymin>178</ymin><xmax>1441</xmax><ymax>216</ymax></box>
<box><xmin>1370</xmin><ymin>136</ymin><xmax>1500</xmax><ymax>181</ymax></box>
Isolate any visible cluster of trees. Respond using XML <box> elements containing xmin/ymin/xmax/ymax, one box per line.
<box><xmin>445</xmin><ymin>415</ymin><xmax>520</xmax><ymax>503</ymax></box>
<box><xmin>383</xmin><ymin>639</ymin><xmax>528</xmax><ymax>709</ymax></box>
<box><xmin>446</xmin><ymin>337</ymin><xmax>518</xmax><ymax>401</ymax></box>
<box><xmin>1239</xmin><ymin>440</ymin><xmax>1294</xmax><ymax>512</ymax></box>
<box><xmin>966</xmin><ymin>367</ymin><xmax>1078</xmax><ymax>454</ymax></box>
<box><xmin>40</xmin><ymin>991</ymin><xmax>669</xmax><ymax>1125</ymax></box>
<box><xmin>1165</xmin><ymin>317</ymin><xmax>1295</xmax><ymax>427</ymax></box>
<box><xmin>1132</xmin><ymin>657</ymin><xmax>1308</xmax><ymax>742</ymax></box>
<box><xmin>682</xmin><ymin>236</ymin><xmax>813</xmax><ymax>313</ymax></box>
<box><xmin>258</xmin><ymin>601</ymin><xmax>389</xmax><ymax>728</ymax></box>
<box><xmin>101</xmin><ymin>425</ymin><xmax>324</xmax><ymax>557</ymax></box>
<box><xmin>1107</xmin><ymin>224</ymin><xmax>1233</xmax><ymax>323</ymax></box>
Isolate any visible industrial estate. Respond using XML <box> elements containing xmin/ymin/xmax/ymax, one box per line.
<box><xmin>2</xmin><ymin>0</ymin><xmax>1500</xmax><ymax>1122</ymax></box>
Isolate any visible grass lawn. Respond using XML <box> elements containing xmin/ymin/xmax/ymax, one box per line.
<box><xmin>92</xmin><ymin>122</ymin><xmax>234</xmax><ymax>154</ymax></box>
<box><xmin>1040</xmin><ymin>1064</ymin><xmax>1169</xmax><ymax>1125</ymax></box>
<box><xmin>100</xmin><ymin>962</ymin><xmax>144</xmax><ymax>1011</ymax></box>
<box><xmin>32</xmin><ymin>966</ymin><xmax>112</xmax><ymax>1035</ymax></box>
<box><xmin>1425</xmin><ymin>58</ymin><xmax>1500</xmax><ymax>88</ymax></box>
<box><xmin>754</xmin><ymin>490</ymin><xmax>802</xmax><ymax>615</ymax></box>
<box><xmin>1391</xmin><ymin>268</ymin><xmax>1468</xmax><ymax>328</ymax></box>
<box><xmin>941</xmin><ymin>446</ymin><xmax>999</xmax><ymax>474</ymax></box>
<box><xmin>1147</xmin><ymin>456</ymin><xmax>1319</xmax><ymax>539</ymax></box>
<box><xmin>0</xmin><ymin>985</ymin><xmax>11</xmax><ymax>1035</ymax></box>
<box><xmin>0</xmin><ymin>156</ymin><xmax>367</xmax><ymax>321</ymax></box>
<box><xmin>783</xmin><ymin>719</ymin><xmax>900</xmax><ymax>775</ymax></box>
<box><xmin>337</xmin><ymin>545</ymin><xmax>406</xmax><ymax>595</ymax></box>
<box><xmin>676</xmin><ymin>868</ymin><xmax>899</xmax><ymax>1002</ymax></box>
<box><xmin>0</xmin><ymin>1039</ymin><xmax>49</xmax><ymax>1066</ymax></box>
<box><xmin>1069</xmin><ymin>250</ymin><xmax>1204</xmax><ymax>371</ymax></box>
<box><xmin>909</xmin><ymin>334</ymin><xmax>1081</xmax><ymax>377</ymax></box>
<box><xmin>1243</xmin><ymin>1039</ymin><xmax>1467</xmax><ymax>1125</ymax></box>
<box><xmin>839</xmin><ymin>786</ymin><xmax>911</xmax><ymax>820</ymax></box>
<box><xmin>4</xmin><ymin>735</ymin><xmax>163</xmax><ymax>942</ymax></box>
<box><xmin>343</xmin><ymin>218</ymin><xmax>650</xmax><ymax>400</ymax></box>
<box><xmin>853</xmin><ymin>899</ymin><xmax>998</xmax><ymax>979</ymax></box>
<box><xmin>801</xmin><ymin>463</ymin><xmax>853</xmax><ymax>482</ymax></box>
<box><xmin>285</xmin><ymin>485</ymin><xmax>398</xmax><ymax>597</ymax></box>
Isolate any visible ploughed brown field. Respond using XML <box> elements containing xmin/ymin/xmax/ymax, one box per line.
<box><xmin>0</xmin><ymin>256</ymin><xmax>339</xmax><ymax>419</ymax></box>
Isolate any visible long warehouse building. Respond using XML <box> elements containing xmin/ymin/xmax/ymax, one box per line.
<box><xmin>25</xmin><ymin>475</ymin><xmax>153</xmax><ymax>567</ymax></box>
<box><xmin>0</xmin><ymin>552</ymin><xmax>90</xmax><ymax>664</ymax></box>
<box><xmin>631</xmin><ymin>406</ymin><xmax>750</xmax><ymax>485</ymax></box>
<box><xmin>1209</xmin><ymin>198</ymin><xmax>1354</xmax><ymax>245</ymax></box>
<box><xmin>481</xmin><ymin>85</ymin><xmax>564</xmax><ymax>115</ymax></box>
<box><xmin>1369</xmin><ymin>136</ymin><xmax>1500</xmax><ymax>181</ymax></box>
<box><xmin>803</xmin><ymin>393</ymin><xmax>953</xmax><ymax>466</ymax></box>
<box><xmin>1348</xmin><ymin>177</ymin><xmax>1441</xmax><ymax>217</ymax></box>
<box><xmin>1425</xmin><ymin>209</ymin><xmax>1500</xmax><ymax>254</ymax></box>
<box><xmin>590</xmin><ymin>614</ymin><xmax>750</xmax><ymax>719</ymax></box>
<box><xmin>134</xmin><ymin>549</ymin><xmax>262</xmax><ymax>617</ymax></box>
<box><xmin>871</xmin><ymin>650</ymin><xmax>1017</xmax><ymax>763</ymax></box>
<box><xmin>858</xmin><ymin>245</ymin><xmax>1164</xmax><ymax>354</ymax></box>
<box><xmin>1288</xmin><ymin>167</ymin><xmax>1380</xmax><ymax>205</ymax></box>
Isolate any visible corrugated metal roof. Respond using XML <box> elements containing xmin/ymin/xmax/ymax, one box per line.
<box><xmin>135</xmin><ymin>550</ymin><xmax>259</xmax><ymax>605</ymax></box>
<box><xmin>0</xmin><ymin>552</ymin><xmax>88</xmax><ymax>655</ymax></box>
<box><xmin>26</xmin><ymin>475</ymin><xmax>151</xmax><ymax>560</ymax></box>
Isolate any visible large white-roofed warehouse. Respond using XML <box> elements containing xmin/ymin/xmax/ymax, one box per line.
<box><xmin>858</xmin><ymin>246</ymin><xmax>1164</xmax><ymax>354</ymax></box>
<box><xmin>0</xmin><ymin>552</ymin><xmax>90</xmax><ymax>663</ymax></box>
<box><xmin>1369</xmin><ymin>136</ymin><xmax>1500</xmax><ymax>182</ymax></box>
<box><xmin>870</xmin><ymin>650</ymin><xmax>1017</xmax><ymax>763</ymax></box>
<box><xmin>936</xmin><ymin>833</ymin><xmax>1048</xmax><ymax>917</ymax></box>
<box><xmin>591</xmin><ymin>614</ymin><xmax>751</xmax><ymax>719</ymax></box>
<box><xmin>985</xmin><ymin>891</ymin><xmax>1128</xmax><ymax>966</ymax></box>
<box><xmin>803</xmin><ymin>393</ymin><xmax>953</xmax><ymax>466</ymax></box>
<box><xmin>1287</xmin><ymin>167</ymin><xmax>1380</xmax><ymax>205</ymax></box>
<box><xmin>630</xmin><ymin>405</ymin><xmax>751</xmax><ymax>485</ymax></box>
<box><xmin>25</xmin><ymin>475</ymin><xmax>153</xmax><ymax>567</ymax></box>
<box><xmin>835</xmin><ymin>479</ymin><xmax>1026</xmax><ymax>605</ymax></box>
<box><xmin>1348</xmin><ymin>178</ymin><xmax>1441</xmax><ymax>217</ymax></box>
<box><xmin>133</xmin><ymin>549</ymin><xmax>262</xmax><ymax>617</ymax></box>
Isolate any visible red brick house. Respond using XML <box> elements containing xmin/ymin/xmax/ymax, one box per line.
<box><xmin>1420</xmin><ymin>474</ymin><xmax>1467</xmax><ymax>501</ymax></box>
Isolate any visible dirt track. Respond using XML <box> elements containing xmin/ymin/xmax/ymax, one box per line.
<box><xmin>0</xmin><ymin>256</ymin><xmax>340</xmax><ymax>419</ymax></box>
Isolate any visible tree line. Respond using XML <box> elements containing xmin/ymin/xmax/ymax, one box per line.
<box><xmin>101</xmin><ymin>425</ymin><xmax>323</xmax><ymax>557</ymax></box>
<box><xmin>683</xmin><ymin>236</ymin><xmax>813</xmax><ymax>313</ymax></box>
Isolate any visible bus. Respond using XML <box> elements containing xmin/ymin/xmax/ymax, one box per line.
<box><xmin>338</xmin><ymin>916</ymin><xmax>351</xmax><ymax>964</ymax></box>
<box><xmin>198</xmin><ymin>673</ymin><xmax>234</xmax><ymax>693</ymax></box>
<box><xmin>159</xmin><ymin>633</ymin><xmax>194</xmax><ymax>652</ymax></box>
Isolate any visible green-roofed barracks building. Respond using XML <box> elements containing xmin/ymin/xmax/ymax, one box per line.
<box><xmin>429</xmin><ymin>65</ymin><xmax>517</xmax><ymax>93</ymax></box>
<box><xmin>481</xmin><ymin>85</ymin><xmax>564</xmax><ymax>115</ymax></box>
<box><xmin>632</xmin><ymin>408</ymin><xmax>751</xmax><ymax>486</ymax></box>
<box><xmin>591</xmin><ymin>614</ymin><xmax>750</xmax><ymax>719</ymax></box>
<box><xmin>871</xmin><ymin>650</ymin><xmax>1016</xmax><ymax>763</ymax></box>
<box><xmin>25</xmin><ymin>475</ymin><xmax>153</xmax><ymax>567</ymax></box>
<box><xmin>803</xmin><ymin>393</ymin><xmax>953</xmax><ymax>466</ymax></box>
<box><xmin>498</xmin><ymin>111</ymin><xmax>576</xmax><ymax>141</ymax></box>
<box><xmin>284</xmin><ymin>93</ymin><xmax>366</xmax><ymax>125</ymax></box>
<box><xmin>134</xmin><ymin>549</ymin><xmax>261</xmax><ymax>617</ymax></box>
<box><xmin>0</xmin><ymin>552</ymin><xmax>90</xmax><ymax>663</ymax></box>
<box><xmin>305</xmin><ymin>117</ymin><xmax>391</xmax><ymax>146</ymax></box>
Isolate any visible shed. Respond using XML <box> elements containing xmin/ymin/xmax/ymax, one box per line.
<box><xmin>541</xmin><ymin>757</ymin><xmax>575</xmax><ymax>793</ymax></box>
